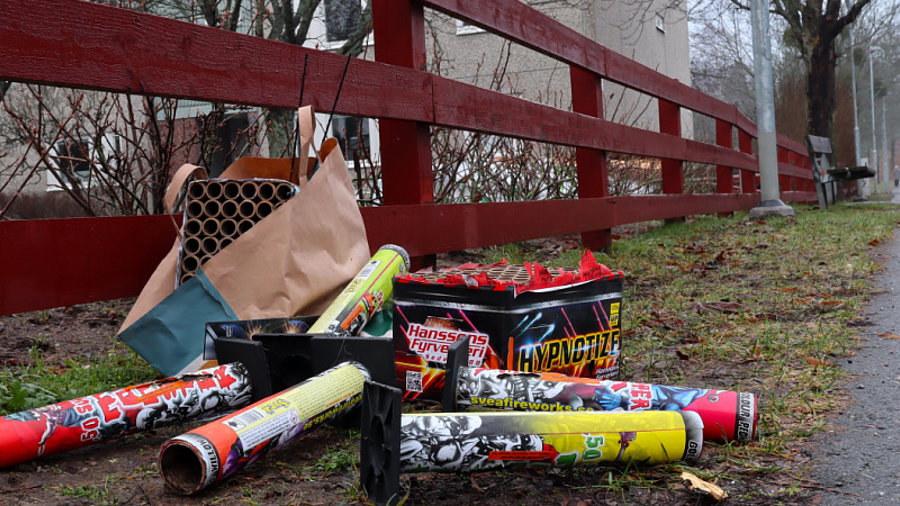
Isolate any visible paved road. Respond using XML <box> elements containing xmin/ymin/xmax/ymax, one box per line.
<box><xmin>813</xmin><ymin>187</ymin><xmax>900</xmax><ymax>504</ymax></box>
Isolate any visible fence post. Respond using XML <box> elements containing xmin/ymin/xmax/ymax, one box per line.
<box><xmin>570</xmin><ymin>67</ymin><xmax>611</xmax><ymax>251</ymax></box>
<box><xmin>659</xmin><ymin>99</ymin><xmax>684</xmax><ymax>222</ymax></box>
<box><xmin>715</xmin><ymin>119</ymin><xmax>734</xmax><ymax>217</ymax></box>
<box><xmin>372</xmin><ymin>0</ymin><xmax>435</xmax><ymax>267</ymax></box>
<box><xmin>739</xmin><ymin>130</ymin><xmax>756</xmax><ymax>194</ymax></box>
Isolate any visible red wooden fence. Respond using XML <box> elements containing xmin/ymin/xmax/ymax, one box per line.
<box><xmin>0</xmin><ymin>0</ymin><xmax>815</xmax><ymax>315</ymax></box>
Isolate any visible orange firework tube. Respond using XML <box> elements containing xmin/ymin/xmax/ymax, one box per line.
<box><xmin>307</xmin><ymin>245</ymin><xmax>410</xmax><ymax>336</ymax></box>
<box><xmin>450</xmin><ymin>366</ymin><xmax>757</xmax><ymax>443</ymax></box>
<box><xmin>0</xmin><ymin>363</ymin><xmax>252</xmax><ymax>468</ymax></box>
<box><xmin>159</xmin><ymin>361</ymin><xmax>368</xmax><ymax>495</ymax></box>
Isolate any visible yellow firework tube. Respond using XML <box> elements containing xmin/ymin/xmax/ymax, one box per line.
<box><xmin>159</xmin><ymin>362</ymin><xmax>368</xmax><ymax>495</ymax></box>
<box><xmin>308</xmin><ymin>244</ymin><xmax>410</xmax><ymax>336</ymax></box>
<box><xmin>399</xmin><ymin>410</ymin><xmax>703</xmax><ymax>472</ymax></box>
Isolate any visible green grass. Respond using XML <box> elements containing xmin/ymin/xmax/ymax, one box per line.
<box><xmin>470</xmin><ymin>202</ymin><xmax>900</xmax><ymax>500</ymax></box>
<box><xmin>0</xmin><ymin>341</ymin><xmax>158</xmax><ymax>415</ymax></box>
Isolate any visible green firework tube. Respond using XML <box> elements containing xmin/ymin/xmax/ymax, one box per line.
<box><xmin>399</xmin><ymin>410</ymin><xmax>703</xmax><ymax>472</ymax></box>
<box><xmin>308</xmin><ymin>244</ymin><xmax>410</xmax><ymax>336</ymax></box>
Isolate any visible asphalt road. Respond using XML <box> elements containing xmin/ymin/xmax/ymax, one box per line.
<box><xmin>813</xmin><ymin>187</ymin><xmax>900</xmax><ymax>504</ymax></box>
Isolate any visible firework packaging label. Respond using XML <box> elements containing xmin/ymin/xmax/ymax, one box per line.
<box><xmin>451</xmin><ymin>367</ymin><xmax>757</xmax><ymax>443</ymax></box>
<box><xmin>0</xmin><ymin>363</ymin><xmax>252</xmax><ymax>468</ymax></box>
<box><xmin>159</xmin><ymin>361</ymin><xmax>368</xmax><ymax>494</ymax></box>
<box><xmin>119</xmin><ymin>105</ymin><xmax>370</xmax><ymax>377</ymax></box>
<box><xmin>399</xmin><ymin>410</ymin><xmax>702</xmax><ymax>472</ymax></box>
<box><xmin>308</xmin><ymin>244</ymin><xmax>410</xmax><ymax>336</ymax></box>
<box><xmin>393</xmin><ymin>255</ymin><xmax>623</xmax><ymax>401</ymax></box>
<box><xmin>204</xmin><ymin>316</ymin><xmax>315</xmax><ymax>361</ymax></box>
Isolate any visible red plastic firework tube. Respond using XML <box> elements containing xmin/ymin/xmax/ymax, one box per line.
<box><xmin>449</xmin><ymin>366</ymin><xmax>757</xmax><ymax>443</ymax></box>
<box><xmin>0</xmin><ymin>363</ymin><xmax>253</xmax><ymax>468</ymax></box>
<box><xmin>159</xmin><ymin>361</ymin><xmax>368</xmax><ymax>494</ymax></box>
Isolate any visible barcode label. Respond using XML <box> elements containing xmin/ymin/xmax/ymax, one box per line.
<box><xmin>223</xmin><ymin>408</ymin><xmax>265</xmax><ymax>431</ymax></box>
<box><xmin>357</xmin><ymin>260</ymin><xmax>379</xmax><ymax>280</ymax></box>
<box><xmin>406</xmin><ymin>371</ymin><xmax>423</xmax><ymax>393</ymax></box>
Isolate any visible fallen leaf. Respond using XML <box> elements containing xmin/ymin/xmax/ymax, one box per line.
<box><xmin>778</xmin><ymin>287</ymin><xmax>798</xmax><ymax>293</ymax></box>
<box><xmin>869</xmin><ymin>240</ymin><xmax>880</xmax><ymax>246</ymax></box>
<box><xmin>805</xmin><ymin>357</ymin><xmax>834</xmax><ymax>367</ymax></box>
<box><xmin>819</xmin><ymin>301</ymin><xmax>842</xmax><ymax>307</ymax></box>
<box><xmin>693</xmin><ymin>301</ymin><xmax>748</xmax><ymax>314</ymax></box>
<box><xmin>878</xmin><ymin>333</ymin><xmax>900</xmax><ymax>340</ymax></box>
<box><xmin>681</xmin><ymin>471</ymin><xmax>727</xmax><ymax>500</ymax></box>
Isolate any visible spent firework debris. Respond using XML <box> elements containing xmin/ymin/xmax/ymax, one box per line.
<box><xmin>175</xmin><ymin>178</ymin><xmax>300</xmax><ymax>287</ymax></box>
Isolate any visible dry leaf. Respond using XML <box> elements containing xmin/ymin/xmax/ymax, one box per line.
<box><xmin>805</xmin><ymin>357</ymin><xmax>834</xmax><ymax>367</ymax></box>
<box><xmin>879</xmin><ymin>333</ymin><xmax>900</xmax><ymax>340</ymax></box>
<box><xmin>869</xmin><ymin>239</ymin><xmax>880</xmax><ymax>246</ymax></box>
<box><xmin>681</xmin><ymin>471</ymin><xmax>727</xmax><ymax>500</ymax></box>
<box><xmin>778</xmin><ymin>287</ymin><xmax>798</xmax><ymax>293</ymax></box>
<box><xmin>819</xmin><ymin>301</ymin><xmax>842</xmax><ymax>307</ymax></box>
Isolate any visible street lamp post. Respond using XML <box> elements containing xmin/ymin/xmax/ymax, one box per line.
<box><xmin>849</xmin><ymin>29</ymin><xmax>866</xmax><ymax>196</ymax></box>
<box><xmin>869</xmin><ymin>47</ymin><xmax>880</xmax><ymax>193</ymax></box>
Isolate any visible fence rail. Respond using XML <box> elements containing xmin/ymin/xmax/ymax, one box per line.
<box><xmin>0</xmin><ymin>0</ymin><xmax>815</xmax><ymax>315</ymax></box>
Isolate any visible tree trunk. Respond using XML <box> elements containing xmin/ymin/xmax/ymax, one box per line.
<box><xmin>806</xmin><ymin>41</ymin><xmax>837</xmax><ymax>139</ymax></box>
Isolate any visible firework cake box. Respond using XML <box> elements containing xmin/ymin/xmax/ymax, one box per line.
<box><xmin>393</xmin><ymin>251</ymin><xmax>624</xmax><ymax>401</ymax></box>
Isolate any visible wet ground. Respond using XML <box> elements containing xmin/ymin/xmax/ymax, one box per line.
<box><xmin>813</xmin><ymin>187</ymin><xmax>900</xmax><ymax>504</ymax></box>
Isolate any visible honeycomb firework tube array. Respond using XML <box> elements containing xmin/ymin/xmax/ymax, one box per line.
<box><xmin>392</xmin><ymin>251</ymin><xmax>624</xmax><ymax>401</ymax></box>
<box><xmin>307</xmin><ymin>244</ymin><xmax>410</xmax><ymax>336</ymax></box>
<box><xmin>0</xmin><ymin>363</ymin><xmax>253</xmax><ymax>468</ymax></box>
<box><xmin>399</xmin><ymin>410</ymin><xmax>703</xmax><ymax>472</ymax></box>
<box><xmin>451</xmin><ymin>367</ymin><xmax>757</xmax><ymax>443</ymax></box>
<box><xmin>176</xmin><ymin>178</ymin><xmax>299</xmax><ymax>286</ymax></box>
<box><xmin>158</xmin><ymin>362</ymin><xmax>368</xmax><ymax>495</ymax></box>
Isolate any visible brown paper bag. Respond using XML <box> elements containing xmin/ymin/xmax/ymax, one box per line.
<box><xmin>118</xmin><ymin>106</ymin><xmax>370</xmax><ymax>375</ymax></box>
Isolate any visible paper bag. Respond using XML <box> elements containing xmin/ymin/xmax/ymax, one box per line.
<box><xmin>118</xmin><ymin>106</ymin><xmax>370</xmax><ymax>375</ymax></box>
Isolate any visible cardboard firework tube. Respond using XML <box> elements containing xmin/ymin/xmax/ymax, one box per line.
<box><xmin>201</xmin><ymin>237</ymin><xmax>220</xmax><ymax>256</ymax></box>
<box><xmin>256</xmin><ymin>200</ymin><xmax>273</xmax><ymax>219</ymax></box>
<box><xmin>308</xmin><ymin>245</ymin><xmax>410</xmax><ymax>336</ymax></box>
<box><xmin>220</xmin><ymin>237</ymin><xmax>233</xmax><ymax>250</ymax></box>
<box><xmin>220</xmin><ymin>218</ymin><xmax>238</xmax><ymax>238</ymax></box>
<box><xmin>237</xmin><ymin>218</ymin><xmax>254</xmax><ymax>234</ymax></box>
<box><xmin>449</xmin><ymin>366</ymin><xmax>757</xmax><ymax>444</ymax></box>
<box><xmin>159</xmin><ymin>361</ymin><xmax>368</xmax><ymax>495</ymax></box>
<box><xmin>238</xmin><ymin>200</ymin><xmax>256</xmax><ymax>219</ymax></box>
<box><xmin>398</xmin><ymin>410</ymin><xmax>702</xmax><ymax>472</ymax></box>
<box><xmin>240</xmin><ymin>181</ymin><xmax>258</xmax><ymax>200</ymax></box>
<box><xmin>223</xmin><ymin>180</ymin><xmax>241</xmax><ymax>200</ymax></box>
<box><xmin>186</xmin><ymin>199</ymin><xmax>204</xmax><ymax>219</ymax></box>
<box><xmin>202</xmin><ymin>199</ymin><xmax>221</xmax><ymax>218</ymax></box>
<box><xmin>205</xmin><ymin>180</ymin><xmax>223</xmax><ymax>200</ymax></box>
<box><xmin>258</xmin><ymin>181</ymin><xmax>276</xmax><ymax>201</ymax></box>
<box><xmin>182</xmin><ymin>253</ymin><xmax>201</xmax><ymax>273</ymax></box>
<box><xmin>276</xmin><ymin>182</ymin><xmax>297</xmax><ymax>201</ymax></box>
<box><xmin>201</xmin><ymin>217</ymin><xmax>220</xmax><ymax>237</ymax></box>
<box><xmin>221</xmin><ymin>200</ymin><xmax>239</xmax><ymax>219</ymax></box>
<box><xmin>183</xmin><ymin>218</ymin><xmax>202</xmax><ymax>237</ymax></box>
<box><xmin>183</xmin><ymin>236</ymin><xmax>202</xmax><ymax>256</ymax></box>
<box><xmin>0</xmin><ymin>363</ymin><xmax>252</xmax><ymax>468</ymax></box>
<box><xmin>188</xmin><ymin>181</ymin><xmax>205</xmax><ymax>199</ymax></box>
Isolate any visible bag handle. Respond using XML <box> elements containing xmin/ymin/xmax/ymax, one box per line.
<box><xmin>296</xmin><ymin>106</ymin><xmax>317</xmax><ymax>184</ymax></box>
<box><xmin>164</xmin><ymin>163</ymin><xmax>208</xmax><ymax>215</ymax></box>
<box><xmin>163</xmin><ymin>163</ymin><xmax>208</xmax><ymax>237</ymax></box>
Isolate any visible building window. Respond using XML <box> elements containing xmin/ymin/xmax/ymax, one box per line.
<box><xmin>655</xmin><ymin>13</ymin><xmax>666</xmax><ymax>33</ymax></box>
<box><xmin>324</xmin><ymin>0</ymin><xmax>361</xmax><ymax>42</ymax></box>
<box><xmin>49</xmin><ymin>137</ymin><xmax>92</xmax><ymax>188</ymax></box>
<box><xmin>331</xmin><ymin>115</ymin><xmax>370</xmax><ymax>161</ymax></box>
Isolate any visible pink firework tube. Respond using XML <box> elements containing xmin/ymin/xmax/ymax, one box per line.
<box><xmin>159</xmin><ymin>361</ymin><xmax>368</xmax><ymax>495</ymax></box>
<box><xmin>452</xmin><ymin>367</ymin><xmax>757</xmax><ymax>443</ymax></box>
<box><xmin>0</xmin><ymin>363</ymin><xmax>253</xmax><ymax>468</ymax></box>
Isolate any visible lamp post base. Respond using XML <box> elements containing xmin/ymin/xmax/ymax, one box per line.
<box><xmin>749</xmin><ymin>199</ymin><xmax>796</xmax><ymax>219</ymax></box>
